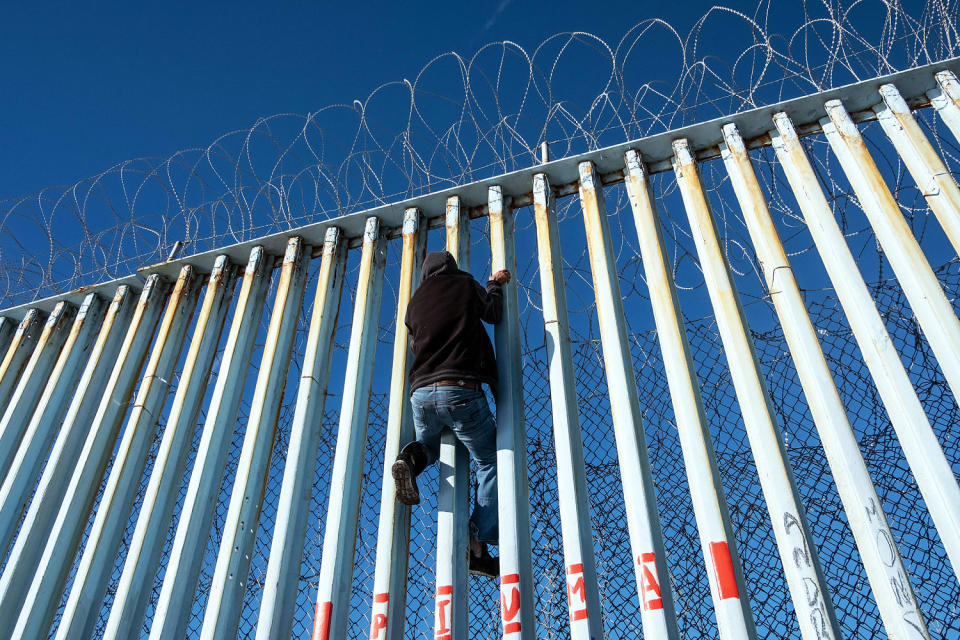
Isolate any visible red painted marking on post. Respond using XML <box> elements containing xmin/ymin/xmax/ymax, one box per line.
<box><xmin>566</xmin><ymin>562</ymin><xmax>589</xmax><ymax>623</ymax></box>
<box><xmin>369</xmin><ymin>592</ymin><xmax>390</xmax><ymax>639</ymax></box>
<box><xmin>500</xmin><ymin>573</ymin><xmax>521</xmax><ymax>634</ymax></box>
<box><xmin>312</xmin><ymin>601</ymin><xmax>332</xmax><ymax>640</ymax></box>
<box><xmin>637</xmin><ymin>552</ymin><xmax>664</xmax><ymax>611</ymax></box>
<box><xmin>710</xmin><ymin>541</ymin><xmax>740</xmax><ymax>600</ymax></box>
<box><xmin>435</xmin><ymin>584</ymin><xmax>453</xmax><ymax>640</ymax></box>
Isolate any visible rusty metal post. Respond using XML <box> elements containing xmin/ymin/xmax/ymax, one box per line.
<box><xmin>43</xmin><ymin>266</ymin><xmax>199</xmax><ymax>640</ymax></box>
<box><xmin>149</xmin><ymin>248</ymin><xmax>271</xmax><ymax>640</ymax></box>
<box><xmin>0</xmin><ymin>274</ymin><xmax>170</xmax><ymax>640</ymax></box>
<box><xmin>312</xmin><ymin>216</ymin><xmax>386</xmax><ymax>640</ymax></box>
<box><xmin>202</xmin><ymin>238</ymin><xmax>309</xmax><ymax>639</ymax></box>
<box><xmin>532</xmin><ymin>173</ymin><xmax>604</xmax><ymax>640</ymax></box>
<box><xmin>433</xmin><ymin>195</ymin><xmax>471</xmax><ymax>640</ymax></box>
<box><xmin>256</xmin><ymin>228</ymin><xmax>345</xmax><ymax>640</ymax></box>
<box><xmin>366</xmin><ymin>209</ymin><xmax>425</xmax><ymax>640</ymax></box>
<box><xmin>488</xmin><ymin>184</ymin><xmax>537</xmax><ymax>639</ymax></box>
<box><xmin>823</xmin><ymin>100</ymin><xmax>960</xmax><ymax>405</ymax></box>
<box><xmin>0</xmin><ymin>288</ymin><xmax>132</xmax><ymax>563</ymax></box>
<box><xmin>724</xmin><ymin>122</ymin><xmax>928</xmax><ymax>639</ymax></box>
<box><xmin>623</xmin><ymin>150</ymin><xmax>756</xmax><ymax>640</ymax></box>
<box><xmin>0</xmin><ymin>302</ymin><xmax>75</xmax><ymax>480</ymax></box>
<box><xmin>103</xmin><ymin>256</ymin><xmax>237</xmax><ymax>640</ymax></box>
<box><xmin>0</xmin><ymin>309</ymin><xmax>44</xmax><ymax>412</ymax></box>
<box><xmin>927</xmin><ymin>70</ymin><xmax>960</xmax><ymax>144</ymax></box>
<box><xmin>875</xmin><ymin>83</ymin><xmax>960</xmax><ymax>255</ymax></box>
<box><xmin>773</xmin><ymin>111</ymin><xmax>960</xmax><ymax>583</ymax></box>
<box><xmin>577</xmin><ymin>161</ymin><xmax>680</xmax><ymax>639</ymax></box>
<box><xmin>672</xmin><ymin>139</ymin><xmax>841</xmax><ymax>640</ymax></box>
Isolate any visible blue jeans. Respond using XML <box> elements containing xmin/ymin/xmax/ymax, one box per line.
<box><xmin>411</xmin><ymin>384</ymin><xmax>498</xmax><ymax>544</ymax></box>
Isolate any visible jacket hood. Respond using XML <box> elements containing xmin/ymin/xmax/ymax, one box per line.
<box><xmin>421</xmin><ymin>251</ymin><xmax>459</xmax><ymax>283</ymax></box>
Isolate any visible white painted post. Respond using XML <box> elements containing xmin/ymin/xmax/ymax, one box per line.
<box><xmin>823</xmin><ymin>100</ymin><xmax>960</xmax><ymax>405</ymax></box>
<box><xmin>772</xmin><ymin>111</ymin><xmax>960</xmax><ymax>582</ymax></box>
<box><xmin>488</xmin><ymin>185</ymin><xmax>537</xmax><ymax>639</ymax></box>
<box><xmin>148</xmin><ymin>248</ymin><xmax>272</xmax><ymax>640</ymax></box>
<box><xmin>927</xmin><ymin>70</ymin><xmax>960</xmax><ymax>144</ymax></box>
<box><xmin>723</xmin><ymin>122</ymin><xmax>928</xmax><ymax>639</ymax></box>
<box><xmin>312</xmin><ymin>216</ymin><xmax>387</xmax><ymax>640</ymax></box>
<box><xmin>256</xmin><ymin>228</ymin><xmax>345</xmax><ymax>640</ymax></box>
<box><xmin>623</xmin><ymin>150</ymin><xmax>756</xmax><ymax>640</ymax></box>
<box><xmin>577</xmin><ymin>161</ymin><xmax>680</xmax><ymax>639</ymax></box>
<box><xmin>201</xmin><ymin>238</ymin><xmax>310</xmax><ymax>640</ymax></box>
<box><xmin>104</xmin><ymin>256</ymin><xmax>238</xmax><ymax>640</ymax></box>
<box><xmin>532</xmin><ymin>172</ymin><xmax>605</xmax><ymax>640</ymax></box>
<box><xmin>875</xmin><ymin>83</ymin><xmax>960</xmax><ymax>255</ymax></box>
<box><xmin>367</xmin><ymin>209</ymin><xmax>425</xmax><ymax>640</ymax></box>
<box><xmin>672</xmin><ymin>139</ymin><xmax>841</xmax><ymax>640</ymax></box>
<box><xmin>0</xmin><ymin>274</ymin><xmax>171</xmax><ymax>640</ymax></box>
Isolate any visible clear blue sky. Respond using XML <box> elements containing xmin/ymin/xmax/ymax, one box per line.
<box><xmin>0</xmin><ymin>0</ymin><xmax>722</xmax><ymax>201</ymax></box>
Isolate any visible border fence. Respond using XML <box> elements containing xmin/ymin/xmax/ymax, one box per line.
<box><xmin>1</xmin><ymin>5</ymin><xmax>960</xmax><ymax>640</ymax></box>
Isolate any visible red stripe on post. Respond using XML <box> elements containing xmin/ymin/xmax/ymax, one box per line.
<box><xmin>570</xmin><ymin>608</ymin><xmax>588</xmax><ymax>621</ymax></box>
<box><xmin>312</xmin><ymin>601</ymin><xmax>332</xmax><ymax>640</ymax></box>
<box><xmin>436</xmin><ymin>584</ymin><xmax>453</xmax><ymax>596</ymax></box>
<box><xmin>502</xmin><ymin>573</ymin><xmax>520</xmax><ymax>585</ymax></box>
<box><xmin>374</xmin><ymin>592</ymin><xmax>389</xmax><ymax>603</ymax></box>
<box><xmin>710</xmin><ymin>541</ymin><xmax>740</xmax><ymax>600</ymax></box>
<box><xmin>566</xmin><ymin>563</ymin><xmax>583</xmax><ymax>575</ymax></box>
<box><xmin>504</xmin><ymin>622</ymin><xmax>522</xmax><ymax>633</ymax></box>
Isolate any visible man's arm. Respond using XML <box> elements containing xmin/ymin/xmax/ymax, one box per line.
<box><xmin>476</xmin><ymin>270</ymin><xmax>510</xmax><ymax>324</ymax></box>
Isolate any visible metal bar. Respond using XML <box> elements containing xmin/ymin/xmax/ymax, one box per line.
<box><xmin>772</xmin><ymin>111</ymin><xmax>960</xmax><ymax>582</ymax></box>
<box><xmin>201</xmin><ymin>238</ymin><xmax>309</xmax><ymax>639</ymax></box>
<box><xmin>0</xmin><ymin>309</ymin><xmax>44</xmax><ymax>412</ymax></box>
<box><xmin>576</xmin><ymin>162</ymin><xmax>680</xmax><ymax>638</ymax></box>
<box><xmin>488</xmin><ymin>185</ymin><xmax>536</xmax><ymax>639</ymax></box>
<box><xmin>927</xmin><ymin>70</ymin><xmax>960</xmax><ymax>144</ymax></box>
<box><xmin>148</xmin><ymin>247</ymin><xmax>271</xmax><ymax>640</ymax></box>
<box><xmin>0</xmin><ymin>294</ymin><xmax>104</xmax><ymax>553</ymax></box>
<box><xmin>366</xmin><ymin>208</ymin><xmax>425</xmax><ymax>640</ymax></box>
<box><xmin>103</xmin><ymin>256</ymin><xmax>237</xmax><ymax>640</ymax></box>
<box><xmin>53</xmin><ymin>266</ymin><xmax>201</xmax><ymax>640</ymax></box>
<box><xmin>0</xmin><ymin>274</ymin><xmax>170</xmax><ymax>640</ymax></box>
<box><xmin>434</xmin><ymin>197</ymin><xmax>470</xmax><ymax>640</ymax></box>
<box><xmin>672</xmin><ymin>139</ymin><xmax>841</xmax><ymax>640</ymax></box>
<box><xmin>722</xmin><ymin>123</ymin><xmax>928</xmax><ymax>639</ymax></box>
<box><xmin>0</xmin><ymin>317</ymin><xmax>14</xmax><ymax>357</ymax></box>
<box><xmin>532</xmin><ymin>172</ymin><xmax>604</xmax><ymax>640</ymax></box>
<box><xmin>312</xmin><ymin>216</ymin><xmax>386</xmax><ymax>640</ymax></box>
<box><xmin>823</xmin><ymin>100</ymin><xmax>960</xmax><ymax>405</ymax></box>
<box><xmin>256</xmin><ymin>228</ymin><xmax>345</xmax><ymax>640</ymax></box>
<box><xmin>0</xmin><ymin>301</ymin><xmax>75</xmax><ymax>480</ymax></box>
<box><xmin>622</xmin><ymin>150</ymin><xmax>756</xmax><ymax>640</ymax></box>
<box><xmin>0</xmin><ymin>287</ymin><xmax>133</xmax><ymax>564</ymax></box>
<box><xmin>875</xmin><ymin>83</ymin><xmax>960</xmax><ymax>256</ymax></box>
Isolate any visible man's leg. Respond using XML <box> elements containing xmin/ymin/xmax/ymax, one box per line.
<box><xmin>393</xmin><ymin>386</ymin><xmax>443</xmax><ymax>505</ymax></box>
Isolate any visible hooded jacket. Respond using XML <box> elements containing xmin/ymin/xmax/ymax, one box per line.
<box><xmin>405</xmin><ymin>251</ymin><xmax>503</xmax><ymax>392</ymax></box>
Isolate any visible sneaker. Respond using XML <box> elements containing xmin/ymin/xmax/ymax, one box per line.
<box><xmin>391</xmin><ymin>458</ymin><xmax>421</xmax><ymax>505</ymax></box>
<box><xmin>468</xmin><ymin>545</ymin><xmax>499</xmax><ymax>578</ymax></box>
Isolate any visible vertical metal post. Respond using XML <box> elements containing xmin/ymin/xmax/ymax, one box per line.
<box><xmin>0</xmin><ymin>288</ymin><xmax>132</xmax><ymax>562</ymax></box>
<box><xmin>623</xmin><ymin>150</ymin><xmax>756</xmax><ymax>640</ymax></box>
<box><xmin>875</xmin><ymin>83</ymin><xmax>960</xmax><ymax>255</ymax></box>
<box><xmin>488</xmin><ymin>185</ymin><xmax>536</xmax><ymax>639</ymax></box>
<box><xmin>201</xmin><ymin>238</ymin><xmax>309</xmax><ymax>639</ymax></box>
<box><xmin>672</xmin><ymin>139</ymin><xmax>841</xmax><ymax>640</ymax></box>
<box><xmin>367</xmin><ymin>209</ymin><xmax>425</xmax><ymax>640</ymax></box>
<box><xmin>0</xmin><ymin>301</ymin><xmax>75</xmax><ymax>480</ymax></box>
<box><xmin>576</xmin><ymin>162</ymin><xmax>680</xmax><ymax>639</ymax></box>
<box><xmin>53</xmin><ymin>266</ymin><xmax>201</xmax><ymax>640</ymax></box>
<box><xmin>0</xmin><ymin>294</ymin><xmax>104</xmax><ymax>549</ymax></box>
<box><xmin>434</xmin><ymin>196</ymin><xmax>470</xmax><ymax>640</ymax></box>
<box><xmin>927</xmin><ymin>70</ymin><xmax>960</xmax><ymax>144</ymax></box>
<box><xmin>0</xmin><ymin>309</ymin><xmax>44</xmax><ymax>412</ymax></box>
<box><xmin>0</xmin><ymin>274</ymin><xmax>170</xmax><ymax>640</ymax></box>
<box><xmin>772</xmin><ymin>111</ymin><xmax>960</xmax><ymax>582</ymax></box>
<box><xmin>149</xmin><ymin>247</ymin><xmax>271</xmax><ymax>640</ymax></box>
<box><xmin>0</xmin><ymin>317</ymin><xmax>13</xmax><ymax>358</ymax></box>
<box><xmin>256</xmin><ymin>228</ymin><xmax>345</xmax><ymax>640</ymax></box>
<box><xmin>823</xmin><ymin>100</ymin><xmax>960</xmax><ymax>403</ymax></box>
<box><xmin>104</xmin><ymin>257</ymin><xmax>237</xmax><ymax>640</ymax></box>
<box><xmin>312</xmin><ymin>216</ymin><xmax>386</xmax><ymax>640</ymax></box>
<box><xmin>723</xmin><ymin>123</ymin><xmax>928</xmax><ymax>639</ymax></box>
<box><xmin>532</xmin><ymin>173</ymin><xmax>604</xmax><ymax>640</ymax></box>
